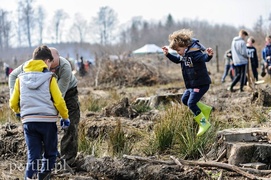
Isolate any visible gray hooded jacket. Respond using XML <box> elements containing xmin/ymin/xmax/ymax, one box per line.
<box><xmin>231</xmin><ymin>36</ymin><xmax>248</xmax><ymax>66</ymax></box>
<box><xmin>19</xmin><ymin>72</ymin><xmax>58</xmax><ymax>122</ymax></box>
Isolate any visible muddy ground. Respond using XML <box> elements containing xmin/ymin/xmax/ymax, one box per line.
<box><xmin>1</xmin><ymin>59</ymin><xmax>271</xmax><ymax>180</ymax></box>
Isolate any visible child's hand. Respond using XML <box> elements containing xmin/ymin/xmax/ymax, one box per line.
<box><xmin>206</xmin><ymin>48</ymin><xmax>214</xmax><ymax>56</ymax></box>
<box><xmin>60</xmin><ymin>118</ymin><xmax>70</xmax><ymax>130</ymax></box>
<box><xmin>162</xmin><ymin>46</ymin><xmax>169</xmax><ymax>55</ymax></box>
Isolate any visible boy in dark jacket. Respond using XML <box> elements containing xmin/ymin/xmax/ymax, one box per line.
<box><xmin>162</xmin><ymin>29</ymin><xmax>213</xmax><ymax>137</ymax></box>
<box><xmin>246</xmin><ymin>37</ymin><xmax>258</xmax><ymax>81</ymax></box>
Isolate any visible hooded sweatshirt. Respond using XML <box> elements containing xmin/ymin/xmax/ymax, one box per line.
<box><xmin>166</xmin><ymin>39</ymin><xmax>212</xmax><ymax>88</ymax></box>
<box><xmin>231</xmin><ymin>36</ymin><xmax>248</xmax><ymax>66</ymax></box>
<box><xmin>9</xmin><ymin>60</ymin><xmax>68</xmax><ymax>123</ymax></box>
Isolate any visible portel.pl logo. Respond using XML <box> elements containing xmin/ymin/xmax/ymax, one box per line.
<box><xmin>4</xmin><ymin>159</ymin><xmax>68</xmax><ymax>173</ymax></box>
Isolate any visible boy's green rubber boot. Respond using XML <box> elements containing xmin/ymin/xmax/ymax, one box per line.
<box><xmin>197</xmin><ymin>101</ymin><xmax>213</xmax><ymax>120</ymax></box>
<box><xmin>194</xmin><ymin>112</ymin><xmax>211</xmax><ymax>137</ymax></box>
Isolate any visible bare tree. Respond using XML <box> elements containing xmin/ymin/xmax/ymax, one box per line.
<box><xmin>0</xmin><ymin>9</ymin><xmax>12</xmax><ymax>50</ymax></box>
<box><xmin>69</xmin><ymin>13</ymin><xmax>89</xmax><ymax>43</ymax></box>
<box><xmin>16</xmin><ymin>6</ymin><xmax>23</xmax><ymax>47</ymax></box>
<box><xmin>52</xmin><ymin>9</ymin><xmax>68</xmax><ymax>44</ymax></box>
<box><xmin>36</xmin><ymin>6</ymin><xmax>46</xmax><ymax>45</ymax></box>
<box><xmin>0</xmin><ymin>3</ymin><xmax>264</xmax><ymax>62</ymax></box>
<box><xmin>129</xmin><ymin>16</ymin><xmax>143</xmax><ymax>47</ymax></box>
<box><xmin>93</xmin><ymin>6</ymin><xmax>118</xmax><ymax>45</ymax></box>
<box><xmin>18</xmin><ymin>0</ymin><xmax>35</xmax><ymax>48</ymax></box>
<box><xmin>253</xmin><ymin>17</ymin><xmax>265</xmax><ymax>37</ymax></box>
<box><xmin>0</xmin><ymin>10</ymin><xmax>4</xmax><ymax>50</ymax></box>
<box><xmin>119</xmin><ymin>29</ymin><xmax>128</xmax><ymax>45</ymax></box>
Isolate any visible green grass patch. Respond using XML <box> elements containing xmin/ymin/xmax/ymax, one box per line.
<box><xmin>108</xmin><ymin>119</ymin><xmax>133</xmax><ymax>157</ymax></box>
<box><xmin>147</xmin><ymin>104</ymin><xmax>216</xmax><ymax>158</ymax></box>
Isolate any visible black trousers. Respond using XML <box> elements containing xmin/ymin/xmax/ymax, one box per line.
<box><xmin>61</xmin><ymin>86</ymin><xmax>80</xmax><ymax>165</ymax></box>
<box><xmin>230</xmin><ymin>65</ymin><xmax>246</xmax><ymax>91</ymax></box>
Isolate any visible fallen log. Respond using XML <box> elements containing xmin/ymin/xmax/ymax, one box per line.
<box><xmin>175</xmin><ymin>157</ymin><xmax>257</xmax><ymax>180</ymax></box>
<box><xmin>123</xmin><ymin>154</ymin><xmax>271</xmax><ymax>180</ymax></box>
<box><xmin>240</xmin><ymin>167</ymin><xmax>271</xmax><ymax>176</ymax></box>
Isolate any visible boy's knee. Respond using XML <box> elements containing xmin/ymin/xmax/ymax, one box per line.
<box><xmin>181</xmin><ymin>99</ymin><xmax>187</xmax><ymax>106</ymax></box>
<box><xmin>187</xmin><ymin>102</ymin><xmax>195</xmax><ymax>109</ymax></box>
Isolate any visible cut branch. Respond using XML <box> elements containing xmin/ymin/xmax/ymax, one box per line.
<box><xmin>170</xmin><ymin>156</ymin><xmax>184</xmax><ymax>169</ymax></box>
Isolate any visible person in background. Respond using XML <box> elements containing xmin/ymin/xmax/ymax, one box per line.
<box><xmin>13</xmin><ymin>56</ymin><xmax>18</xmax><ymax>66</ymax></box>
<box><xmin>246</xmin><ymin>36</ymin><xmax>259</xmax><ymax>81</ymax></box>
<box><xmin>3</xmin><ymin>62</ymin><xmax>10</xmax><ymax>79</ymax></box>
<box><xmin>9</xmin><ymin>45</ymin><xmax>70</xmax><ymax>179</ymax></box>
<box><xmin>228</xmin><ymin>29</ymin><xmax>249</xmax><ymax>92</ymax></box>
<box><xmin>221</xmin><ymin>49</ymin><xmax>234</xmax><ymax>83</ymax></box>
<box><xmin>79</xmin><ymin>56</ymin><xmax>86</xmax><ymax>77</ymax></box>
<box><xmin>262</xmin><ymin>35</ymin><xmax>271</xmax><ymax>77</ymax></box>
<box><xmin>9</xmin><ymin>47</ymin><xmax>80</xmax><ymax>167</ymax></box>
<box><xmin>65</xmin><ymin>56</ymin><xmax>76</xmax><ymax>72</ymax></box>
<box><xmin>260</xmin><ymin>51</ymin><xmax>267</xmax><ymax>78</ymax></box>
<box><xmin>162</xmin><ymin>28</ymin><xmax>213</xmax><ymax>137</ymax></box>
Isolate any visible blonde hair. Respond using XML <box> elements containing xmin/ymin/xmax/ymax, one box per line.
<box><xmin>168</xmin><ymin>29</ymin><xmax>193</xmax><ymax>50</ymax></box>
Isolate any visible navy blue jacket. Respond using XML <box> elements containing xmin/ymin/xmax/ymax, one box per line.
<box><xmin>262</xmin><ymin>44</ymin><xmax>271</xmax><ymax>67</ymax></box>
<box><xmin>247</xmin><ymin>46</ymin><xmax>258</xmax><ymax>68</ymax></box>
<box><xmin>166</xmin><ymin>39</ymin><xmax>212</xmax><ymax>88</ymax></box>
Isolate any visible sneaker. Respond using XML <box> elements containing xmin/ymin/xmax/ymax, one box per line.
<box><xmin>227</xmin><ymin>87</ymin><xmax>234</xmax><ymax>92</ymax></box>
<box><xmin>37</xmin><ymin>172</ymin><xmax>51</xmax><ymax>180</ymax></box>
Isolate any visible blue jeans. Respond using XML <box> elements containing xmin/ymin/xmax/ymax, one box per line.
<box><xmin>222</xmin><ymin>64</ymin><xmax>234</xmax><ymax>82</ymax></box>
<box><xmin>181</xmin><ymin>85</ymin><xmax>210</xmax><ymax>115</ymax></box>
<box><xmin>23</xmin><ymin>122</ymin><xmax>58</xmax><ymax>179</ymax></box>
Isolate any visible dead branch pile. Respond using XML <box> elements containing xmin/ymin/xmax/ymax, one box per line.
<box><xmin>96</xmin><ymin>59</ymin><xmax>171</xmax><ymax>87</ymax></box>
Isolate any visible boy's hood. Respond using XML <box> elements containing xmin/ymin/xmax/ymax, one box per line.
<box><xmin>233</xmin><ymin>36</ymin><xmax>243</xmax><ymax>41</ymax></box>
<box><xmin>186</xmin><ymin>38</ymin><xmax>206</xmax><ymax>53</ymax></box>
<box><xmin>23</xmin><ymin>60</ymin><xmax>48</xmax><ymax>72</ymax></box>
<box><xmin>20</xmin><ymin>60</ymin><xmax>52</xmax><ymax>89</ymax></box>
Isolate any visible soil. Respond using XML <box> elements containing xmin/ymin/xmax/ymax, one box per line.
<box><xmin>1</xmin><ymin>60</ymin><xmax>271</xmax><ymax>180</ymax></box>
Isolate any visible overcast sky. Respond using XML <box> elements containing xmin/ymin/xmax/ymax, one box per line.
<box><xmin>1</xmin><ymin>0</ymin><xmax>271</xmax><ymax>29</ymax></box>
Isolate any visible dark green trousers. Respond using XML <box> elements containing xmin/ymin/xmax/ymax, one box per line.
<box><xmin>61</xmin><ymin>87</ymin><xmax>80</xmax><ymax>165</ymax></box>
